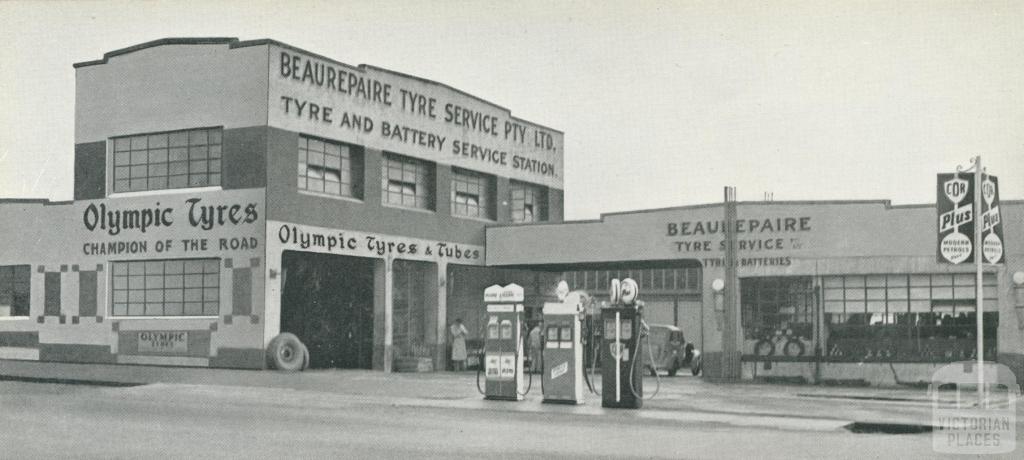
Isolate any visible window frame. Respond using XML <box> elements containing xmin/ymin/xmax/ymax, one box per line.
<box><xmin>450</xmin><ymin>168</ymin><xmax>494</xmax><ymax>220</ymax></box>
<box><xmin>108</xmin><ymin>127</ymin><xmax>224</xmax><ymax>196</ymax></box>
<box><xmin>807</xmin><ymin>272</ymin><xmax>997</xmax><ymax>363</ymax></box>
<box><xmin>510</xmin><ymin>180</ymin><xmax>548</xmax><ymax>223</ymax></box>
<box><xmin>381</xmin><ymin>152</ymin><xmax>434</xmax><ymax>211</ymax></box>
<box><xmin>109</xmin><ymin>258</ymin><xmax>221</xmax><ymax>318</ymax></box>
<box><xmin>297</xmin><ymin>135</ymin><xmax>363</xmax><ymax>200</ymax></box>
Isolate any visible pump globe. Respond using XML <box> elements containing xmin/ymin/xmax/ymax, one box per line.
<box><xmin>620</xmin><ymin>278</ymin><xmax>639</xmax><ymax>305</ymax></box>
<box><xmin>609</xmin><ymin>278</ymin><xmax>621</xmax><ymax>304</ymax></box>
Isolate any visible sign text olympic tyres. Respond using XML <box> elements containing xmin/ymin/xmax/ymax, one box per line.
<box><xmin>936</xmin><ymin>174</ymin><xmax>1005</xmax><ymax>265</ymax></box>
<box><xmin>138</xmin><ymin>331</ymin><xmax>188</xmax><ymax>354</ymax></box>
<box><xmin>79</xmin><ymin>193</ymin><xmax>262</xmax><ymax>257</ymax></box>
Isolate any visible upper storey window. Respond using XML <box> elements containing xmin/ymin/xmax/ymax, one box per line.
<box><xmin>451</xmin><ymin>168</ymin><xmax>494</xmax><ymax>220</ymax></box>
<box><xmin>112</xmin><ymin>128</ymin><xmax>222</xmax><ymax>193</ymax></box>
<box><xmin>510</xmin><ymin>180</ymin><xmax>548</xmax><ymax>223</ymax></box>
<box><xmin>298</xmin><ymin>136</ymin><xmax>363</xmax><ymax>199</ymax></box>
<box><xmin>382</xmin><ymin>153</ymin><xmax>434</xmax><ymax>211</ymax></box>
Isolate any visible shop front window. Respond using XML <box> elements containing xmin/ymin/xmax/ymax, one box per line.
<box><xmin>740</xmin><ymin>277</ymin><xmax>816</xmax><ymax>357</ymax></box>
<box><xmin>111</xmin><ymin>259</ymin><xmax>220</xmax><ymax>317</ymax></box>
<box><xmin>823</xmin><ymin>273</ymin><xmax>997</xmax><ymax>362</ymax></box>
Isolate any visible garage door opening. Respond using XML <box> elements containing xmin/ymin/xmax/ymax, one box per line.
<box><xmin>279</xmin><ymin>250</ymin><xmax>374</xmax><ymax>369</ymax></box>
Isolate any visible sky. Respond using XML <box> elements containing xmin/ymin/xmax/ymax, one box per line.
<box><xmin>1</xmin><ymin>0</ymin><xmax>1021</xmax><ymax>220</ymax></box>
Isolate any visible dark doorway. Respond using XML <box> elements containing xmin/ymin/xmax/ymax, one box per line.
<box><xmin>280</xmin><ymin>251</ymin><xmax>374</xmax><ymax>369</ymax></box>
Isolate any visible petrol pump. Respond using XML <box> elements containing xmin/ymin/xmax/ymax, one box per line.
<box><xmin>481</xmin><ymin>283</ymin><xmax>526</xmax><ymax>401</ymax></box>
<box><xmin>541</xmin><ymin>284</ymin><xmax>588</xmax><ymax>404</ymax></box>
<box><xmin>601</xmin><ymin>278</ymin><xmax>646</xmax><ymax>409</ymax></box>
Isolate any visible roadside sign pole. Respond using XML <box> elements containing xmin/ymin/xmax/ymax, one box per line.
<box><xmin>973</xmin><ymin>156</ymin><xmax>984</xmax><ymax>404</ymax></box>
<box><xmin>945</xmin><ymin>156</ymin><xmax>1003</xmax><ymax>404</ymax></box>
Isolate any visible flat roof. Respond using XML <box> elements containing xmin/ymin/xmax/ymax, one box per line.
<box><xmin>73</xmin><ymin>37</ymin><xmax>563</xmax><ymax>135</ymax></box>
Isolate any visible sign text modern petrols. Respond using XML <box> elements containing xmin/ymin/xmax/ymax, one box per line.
<box><xmin>937</xmin><ymin>173</ymin><xmax>1005</xmax><ymax>265</ymax></box>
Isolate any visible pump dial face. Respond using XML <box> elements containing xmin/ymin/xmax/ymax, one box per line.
<box><xmin>620</xmin><ymin>278</ymin><xmax>638</xmax><ymax>305</ymax></box>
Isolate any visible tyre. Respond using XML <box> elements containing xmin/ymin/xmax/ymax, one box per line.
<box><xmin>754</xmin><ymin>339</ymin><xmax>775</xmax><ymax>356</ymax></box>
<box><xmin>783</xmin><ymin>339</ymin><xmax>805</xmax><ymax>357</ymax></box>
<box><xmin>267</xmin><ymin>333</ymin><xmax>306</xmax><ymax>372</ymax></box>
<box><xmin>691</xmin><ymin>356</ymin><xmax>702</xmax><ymax>376</ymax></box>
<box><xmin>300</xmin><ymin>341</ymin><xmax>310</xmax><ymax>371</ymax></box>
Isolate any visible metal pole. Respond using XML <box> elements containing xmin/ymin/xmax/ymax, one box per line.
<box><xmin>974</xmin><ymin>155</ymin><xmax>984</xmax><ymax>403</ymax></box>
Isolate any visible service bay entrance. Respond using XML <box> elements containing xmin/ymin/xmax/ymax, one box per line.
<box><xmin>279</xmin><ymin>250</ymin><xmax>374</xmax><ymax>369</ymax></box>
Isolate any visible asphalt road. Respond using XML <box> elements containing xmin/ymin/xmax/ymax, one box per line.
<box><xmin>2</xmin><ymin>380</ymin><xmax>990</xmax><ymax>459</ymax></box>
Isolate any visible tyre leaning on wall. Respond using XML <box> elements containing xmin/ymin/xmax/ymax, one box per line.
<box><xmin>300</xmin><ymin>341</ymin><xmax>310</xmax><ymax>370</ymax></box>
<box><xmin>267</xmin><ymin>333</ymin><xmax>308</xmax><ymax>372</ymax></box>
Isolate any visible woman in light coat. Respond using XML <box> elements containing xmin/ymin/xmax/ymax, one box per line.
<box><xmin>450</xmin><ymin>318</ymin><xmax>469</xmax><ymax>371</ymax></box>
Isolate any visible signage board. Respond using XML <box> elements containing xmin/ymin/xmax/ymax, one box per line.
<box><xmin>77</xmin><ymin>188</ymin><xmax>265</xmax><ymax>260</ymax></box>
<box><xmin>981</xmin><ymin>176</ymin><xmax>1005</xmax><ymax>264</ymax></box>
<box><xmin>936</xmin><ymin>174</ymin><xmax>1004</xmax><ymax>265</ymax></box>
<box><xmin>138</xmin><ymin>331</ymin><xmax>188</xmax><ymax>354</ymax></box>
<box><xmin>937</xmin><ymin>174</ymin><xmax>977</xmax><ymax>264</ymax></box>
<box><xmin>271</xmin><ymin>220</ymin><xmax>484</xmax><ymax>265</ymax></box>
<box><xmin>267</xmin><ymin>45</ymin><xmax>564</xmax><ymax>189</ymax></box>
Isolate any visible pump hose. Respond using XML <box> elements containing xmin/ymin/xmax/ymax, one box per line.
<box><xmin>583</xmin><ymin>316</ymin><xmax>601</xmax><ymax>396</ymax></box>
<box><xmin>628</xmin><ymin>327</ymin><xmax>661</xmax><ymax>400</ymax></box>
<box><xmin>517</xmin><ymin>322</ymin><xmax>533</xmax><ymax>397</ymax></box>
<box><xmin>588</xmin><ymin>339</ymin><xmax>602</xmax><ymax>396</ymax></box>
<box><xmin>474</xmin><ymin>322</ymin><xmax>487</xmax><ymax>395</ymax></box>
<box><xmin>475</xmin><ymin>352</ymin><xmax>486</xmax><ymax>395</ymax></box>
<box><xmin>538</xmin><ymin>321</ymin><xmax>546</xmax><ymax>396</ymax></box>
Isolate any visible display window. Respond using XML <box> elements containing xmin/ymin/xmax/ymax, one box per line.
<box><xmin>740</xmin><ymin>273</ymin><xmax>999</xmax><ymax>362</ymax></box>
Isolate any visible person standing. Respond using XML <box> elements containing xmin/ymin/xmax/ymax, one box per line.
<box><xmin>450</xmin><ymin>318</ymin><xmax>469</xmax><ymax>371</ymax></box>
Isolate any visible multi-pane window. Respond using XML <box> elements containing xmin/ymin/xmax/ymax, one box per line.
<box><xmin>111</xmin><ymin>259</ymin><xmax>220</xmax><ymax>317</ymax></box>
<box><xmin>510</xmin><ymin>181</ymin><xmax>547</xmax><ymax>223</ymax></box>
<box><xmin>563</xmin><ymin>267</ymin><xmax>701</xmax><ymax>293</ymax></box>
<box><xmin>820</xmin><ymin>273</ymin><xmax>998</xmax><ymax>362</ymax></box>
<box><xmin>0</xmin><ymin>265</ymin><xmax>31</xmax><ymax>317</ymax></box>
<box><xmin>382</xmin><ymin>153</ymin><xmax>433</xmax><ymax>210</ymax></box>
<box><xmin>822</xmin><ymin>273</ymin><xmax>998</xmax><ymax>325</ymax></box>
<box><xmin>298</xmin><ymin>136</ymin><xmax>361</xmax><ymax>198</ymax></box>
<box><xmin>451</xmin><ymin>169</ymin><xmax>493</xmax><ymax>219</ymax></box>
<box><xmin>112</xmin><ymin>128</ymin><xmax>221</xmax><ymax>192</ymax></box>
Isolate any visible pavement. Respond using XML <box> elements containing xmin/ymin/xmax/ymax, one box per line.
<box><xmin>0</xmin><ymin>359</ymin><xmax>1018</xmax><ymax>432</ymax></box>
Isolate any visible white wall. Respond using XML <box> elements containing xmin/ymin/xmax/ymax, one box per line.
<box><xmin>76</xmin><ymin>43</ymin><xmax>269</xmax><ymax>143</ymax></box>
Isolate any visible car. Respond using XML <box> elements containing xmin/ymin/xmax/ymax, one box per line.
<box><xmin>643</xmin><ymin>324</ymin><xmax>701</xmax><ymax>376</ymax></box>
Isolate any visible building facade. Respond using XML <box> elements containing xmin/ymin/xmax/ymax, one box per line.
<box><xmin>2</xmin><ymin>38</ymin><xmax>1021</xmax><ymax>387</ymax></box>
<box><xmin>486</xmin><ymin>200</ymin><xmax>1024</xmax><ymax>386</ymax></box>
<box><xmin>0</xmin><ymin>38</ymin><xmax>563</xmax><ymax>372</ymax></box>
